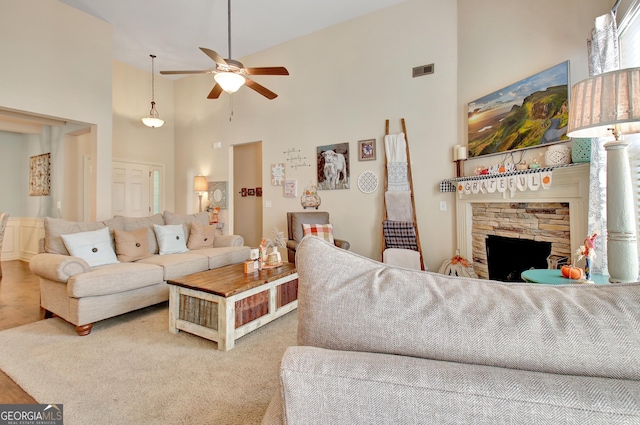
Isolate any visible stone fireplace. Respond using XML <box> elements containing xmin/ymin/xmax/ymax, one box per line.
<box><xmin>455</xmin><ymin>164</ymin><xmax>590</xmax><ymax>279</ymax></box>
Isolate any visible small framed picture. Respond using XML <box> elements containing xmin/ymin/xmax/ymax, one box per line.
<box><xmin>256</xmin><ymin>187</ymin><xmax>262</xmax><ymax>197</ymax></box>
<box><xmin>284</xmin><ymin>179</ymin><xmax>297</xmax><ymax>198</ymax></box>
<box><xmin>358</xmin><ymin>139</ymin><xmax>376</xmax><ymax>161</ymax></box>
<box><xmin>248</xmin><ymin>188</ymin><xmax>256</xmax><ymax>196</ymax></box>
<box><xmin>241</xmin><ymin>188</ymin><xmax>247</xmax><ymax>197</ymax></box>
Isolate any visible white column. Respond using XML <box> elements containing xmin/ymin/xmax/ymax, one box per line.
<box><xmin>605</xmin><ymin>139</ymin><xmax>639</xmax><ymax>283</ymax></box>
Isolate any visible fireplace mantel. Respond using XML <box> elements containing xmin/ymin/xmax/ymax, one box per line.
<box><xmin>455</xmin><ymin>164</ymin><xmax>590</xmax><ymax>268</ymax></box>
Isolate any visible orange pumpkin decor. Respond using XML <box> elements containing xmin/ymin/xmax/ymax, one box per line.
<box><xmin>542</xmin><ymin>176</ymin><xmax>551</xmax><ymax>185</ymax></box>
<box><xmin>561</xmin><ymin>264</ymin><xmax>584</xmax><ymax>280</ymax></box>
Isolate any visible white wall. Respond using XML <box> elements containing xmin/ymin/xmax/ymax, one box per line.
<box><xmin>457</xmin><ymin>0</ymin><xmax>613</xmax><ymax>175</ymax></box>
<box><xmin>174</xmin><ymin>0</ymin><xmax>459</xmax><ymax>269</ymax></box>
<box><xmin>0</xmin><ymin>0</ymin><xmax>113</xmax><ymax>219</ymax></box>
<box><xmin>112</xmin><ymin>60</ymin><xmax>175</xmax><ymax>212</ymax></box>
<box><xmin>0</xmin><ymin>132</ymin><xmax>26</xmax><ymax>216</ymax></box>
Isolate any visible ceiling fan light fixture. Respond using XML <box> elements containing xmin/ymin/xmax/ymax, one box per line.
<box><xmin>214</xmin><ymin>72</ymin><xmax>246</xmax><ymax>93</ymax></box>
<box><xmin>142</xmin><ymin>54</ymin><xmax>165</xmax><ymax>128</ymax></box>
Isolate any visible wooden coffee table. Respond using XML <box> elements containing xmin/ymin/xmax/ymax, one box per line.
<box><xmin>167</xmin><ymin>262</ymin><xmax>298</xmax><ymax>351</ymax></box>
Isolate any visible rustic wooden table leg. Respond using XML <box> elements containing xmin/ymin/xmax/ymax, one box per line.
<box><xmin>168</xmin><ymin>285</ymin><xmax>180</xmax><ymax>334</ymax></box>
<box><xmin>217</xmin><ymin>296</ymin><xmax>236</xmax><ymax>351</ymax></box>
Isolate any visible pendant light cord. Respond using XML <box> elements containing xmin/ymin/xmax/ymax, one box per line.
<box><xmin>227</xmin><ymin>0</ymin><xmax>232</xmax><ymax>59</ymax></box>
<box><xmin>227</xmin><ymin>0</ymin><xmax>234</xmax><ymax>122</ymax></box>
<box><xmin>150</xmin><ymin>54</ymin><xmax>157</xmax><ymax>104</ymax></box>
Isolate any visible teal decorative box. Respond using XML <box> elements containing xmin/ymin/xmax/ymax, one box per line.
<box><xmin>571</xmin><ymin>138</ymin><xmax>592</xmax><ymax>163</ymax></box>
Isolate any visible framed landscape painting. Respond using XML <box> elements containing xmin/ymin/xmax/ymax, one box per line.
<box><xmin>467</xmin><ymin>61</ymin><xmax>569</xmax><ymax>158</ymax></box>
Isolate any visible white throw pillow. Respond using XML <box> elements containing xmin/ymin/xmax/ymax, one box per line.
<box><xmin>154</xmin><ymin>224</ymin><xmax>188</xmax><ymax>255</ymax></box>
<box><xmin>61</xmin><ymin>227</ymin><xmax>119</xmax><ymax>267</ymax></box>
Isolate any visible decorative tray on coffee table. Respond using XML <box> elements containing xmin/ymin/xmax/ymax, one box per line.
<box><xmin>262</xmin><ymin>262</ymin><xmax>283</xmax><ymax>269</ymax></box>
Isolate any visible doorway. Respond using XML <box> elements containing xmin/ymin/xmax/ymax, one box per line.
<box><xmin>232</xmin><ymin>142</ymin><xmax>262</xmax><ymax>247</ymax></box>
<box><xmin>112</xmin><ymin>160</ymin><xmax>164</xmax><ymax>217</ymax></box>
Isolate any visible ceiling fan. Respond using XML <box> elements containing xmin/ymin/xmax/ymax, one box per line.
<box><xmin>159</xmin><ymin>0</ymin><xmax>289</xmax><ymax>100</ymax></box>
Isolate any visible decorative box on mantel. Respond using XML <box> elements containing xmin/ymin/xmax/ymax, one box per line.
<box><xmin>454</xmin><ymin>163</ymin><xmax>590</xmax><ymax>277</ymax></box>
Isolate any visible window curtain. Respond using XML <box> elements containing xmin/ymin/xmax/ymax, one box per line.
<box><xmin>586</xmin><ymin>10</ymin><xmax>619</xmax><ymax>275</ymax></box>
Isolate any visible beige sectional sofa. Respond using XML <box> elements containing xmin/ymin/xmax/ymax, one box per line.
<box><xmin>29</xmin><ymin>211</ymin><xmax>250</xmax><ymax>335</ymax></box>
<box><xmin>263</xmin><ymin>236</ymin><xmax>640</xmax><ymax>424</ymax></box>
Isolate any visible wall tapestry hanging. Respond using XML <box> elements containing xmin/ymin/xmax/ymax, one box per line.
<box><xmin>317</xmin><ymin>142</ymin><xmax>350</xmax><ymax>190</ymax></box>
<box><xmin>467</xmin><ymin>61</ymin><xmax>569</xmax><ymax>158</ymax></box>
<box><xmin>29</xmin><ymin>153</ymin><xmax>51</xmax><ymax>196</ymax></box>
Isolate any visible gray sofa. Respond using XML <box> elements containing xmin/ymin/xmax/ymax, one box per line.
<box><xmin>29</xmin><ymin>211</ymin><xmax>250</xmax><ymax>336</ymax></box>
<box><xmin>263</xmin><ymin>236</ymin><xmax>640</xmax><ymax>424</ymax></box>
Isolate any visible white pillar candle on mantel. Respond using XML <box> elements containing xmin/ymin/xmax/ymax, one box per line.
<box><xmin>453</xmin><ymin>145</ymin><xmax>461</xmax><ymax>161</ymax></box>
<box><xmin>457</xmin><ymin>146</ymin><xmax>468</xmax><ymax>160</ymax></box>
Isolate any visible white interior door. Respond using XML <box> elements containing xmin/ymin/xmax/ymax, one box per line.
<box><xmin>112</xmin><ymin>161</ymin><xmax>151</xmax><ymax>217</ymax></box>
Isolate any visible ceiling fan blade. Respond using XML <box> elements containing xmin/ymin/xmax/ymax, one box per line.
<box><xmin>245</xmin><ymin>78</ymin><xmax>278</xmax><ymax>100</ymax></box>
<box><xmin>207</xmin><ymin>84</ymin><xmax>223</xmax><ymax>99</ymax></box>
<box><xmin>244</xmin><ymin>67</ymin><xmax>289</xmax><ymax>76</ymax></box>
<box><xmin>199</xmin><ymin>47</ymin><xmax>228</xmax><ymax>66</ymax></box>
<box><xmin>159</xmin><ymin>70</ymin><xmax>214</xmax><ymax>75</ymax></box>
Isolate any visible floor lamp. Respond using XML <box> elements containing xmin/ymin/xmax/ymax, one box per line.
<box><xmin>567</xmin><ymin>67</ymin><xmax>640</xmax><ymax>283</ymax></box>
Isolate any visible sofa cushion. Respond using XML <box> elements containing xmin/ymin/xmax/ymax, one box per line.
<box><xmin>163</xmin><ymin>210</ymin><xmax>210</xmax><ymax>238</ymax></box>
<box><xmin>278</xmin><ymin>346</ymin><xmax>640</xmax><ymax>425</ymax></box>
<box><xmin>295</xmin><ymin>236</ymin><xmax>640</xmax><ymax>381</ymax></box>
<box><xmin>61</xmin><ymin>227</ymin><xmax>119</xmax><ymax>267</ymax></box>
<box><xmin>45</xmin><ymin>217</ymin><xmax>106</xmax><ymax>255</ymax></box>
<box><xmin>114</xmin><ymin>228</ymin><xmax>153</xmax><ymax>262</ymax></box>
<box><xmin>118</xmin><ymin>213</ymin><xmax>164</xmax><ymax>254</ymax></box>
<box><xmin>67</xmin><ymin>262</ymin><xmax>164</xmax><ymax>298</ymax></box>
<box><xmin>154</xmin><ymin>224</ymin><xmax>188</xmax><ymax>255</ymax></box>
<box><xmin>192</xmin><ymin>246</ymin><xmax>251</xmax><ymax>269</ymax></box>
<box><xmin>136</xmin><ymin>252</ymin><xmax>208</xmax><ymax>280</ymax></box>
<box><xmin>187</xmin><ymin>222</ymin><xmax>216</xmax><ymax>250</ymax></box>
<box><xmin>302</xmin><ymin>223</ymin><xmax>334</xmax><ymax>244</ymax></box>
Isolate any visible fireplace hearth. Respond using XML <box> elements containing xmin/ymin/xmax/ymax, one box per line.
<box><xmin>455</xmin><ymin>164</ymin><xmax>589</xmax><ymax>280</ymax></box>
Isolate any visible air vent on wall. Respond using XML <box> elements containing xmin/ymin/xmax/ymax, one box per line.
<box><xmin>412</xmin><ymin>63</ymin><xmax>434</xmax><ymax>78</ymax></box>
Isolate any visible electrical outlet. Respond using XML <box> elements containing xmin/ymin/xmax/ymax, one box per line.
<box><xmin>439</xmin><ymin>201</ymin><xmax>447</xmax><ymax>211</ymax></box>
<box><xmin>266</xmin><ymin>200</ymin><xmax>272</xmax><ymax>208</ymax></box>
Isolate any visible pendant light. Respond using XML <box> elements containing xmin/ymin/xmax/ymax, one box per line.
<box><xmin>142</xmin><ymin>54</ymin><xmax>165</xmax><ymax>128</ymax></box>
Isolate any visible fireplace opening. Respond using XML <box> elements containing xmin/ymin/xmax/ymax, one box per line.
<box><xmin>485</xmin><ymin>235</ymin><xmax>552</xmax><ymax>282</ymax></box>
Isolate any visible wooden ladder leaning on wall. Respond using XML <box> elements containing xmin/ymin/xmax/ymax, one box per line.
<box><xmin>382</xmin><ymin>118</ymin><xmax>425</xmax><ymax>270</ymax></box>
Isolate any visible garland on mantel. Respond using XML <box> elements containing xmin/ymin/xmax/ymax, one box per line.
<box><xmin>439</xmin><ymin>163</ymin><xmax>581</xmax><ymax>194</ymax></box>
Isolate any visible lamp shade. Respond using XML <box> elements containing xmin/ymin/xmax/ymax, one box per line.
<box><xmin>567</xmin><ymin>67</ymin><xmax>640</xmax><ymax>139</ymax></box>
<box><xmin>194</xmin><ymin>176</ymin><xmax>208</xmax><ymax>192</ymax></box>
<box><xmin>142</xmin><ymin>116</ymin><xmax>165</xmax><ymax>128</ymax></box>
<box><xmin>214</xmin><ymin>72</ymin><xmax>246</xmax><ymax>93</ymax></box>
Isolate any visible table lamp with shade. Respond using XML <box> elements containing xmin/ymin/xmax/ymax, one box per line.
<box><xmin>567</xmin><ymin>67</ymin><xmax>640</xmax><ymax>283</ymax></box>
<box><xmin>194</xmin><ymin>176</ymin><xmax>208</xmax><ymax>213</ymax></box>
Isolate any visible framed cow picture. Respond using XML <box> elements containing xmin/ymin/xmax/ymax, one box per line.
<box><xmin>317</xmin><ymin>142</ymin><xmax>350</xmax><ymax>190</ymax></box>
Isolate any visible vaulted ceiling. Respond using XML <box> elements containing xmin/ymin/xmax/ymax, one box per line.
<box><xmin>58</xmin><ymin>0</ymin><xmax>408</xmax><ymax>75</ymax></box>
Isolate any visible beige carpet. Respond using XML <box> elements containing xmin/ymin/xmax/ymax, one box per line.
<box><xmin>0</xmin><ymin>303</ymin><xmax>297</xmax><ymax>425</ymax></box>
